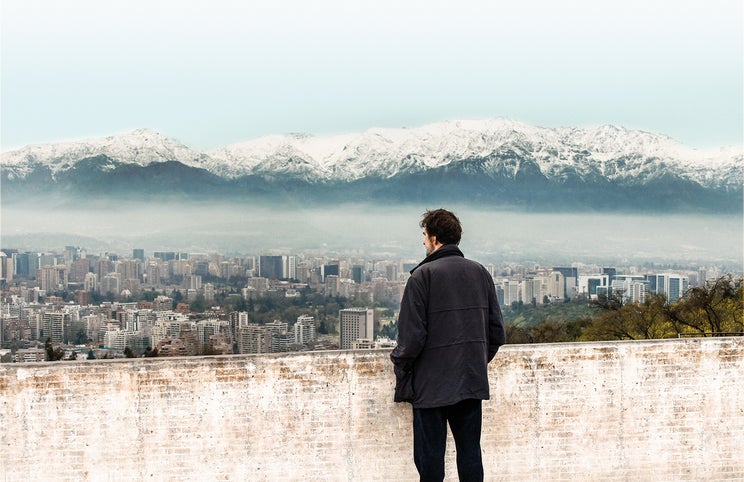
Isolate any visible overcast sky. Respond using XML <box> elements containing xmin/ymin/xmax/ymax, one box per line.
<box><xmin>1</xmin><ymin>0</ymin><xmax>742</xmax><ymax>151</ymax></box>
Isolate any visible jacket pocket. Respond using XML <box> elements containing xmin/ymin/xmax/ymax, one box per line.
<box><xmin>393</xmin><ymin>365</ymin><xmax>414</xmax><ymax>403</ymax></box>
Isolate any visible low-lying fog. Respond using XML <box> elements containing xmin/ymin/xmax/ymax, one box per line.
<box><xmin>1</xmin><ymin>202</ymin><xmax>742</xmax><ymax>269</ymax></box>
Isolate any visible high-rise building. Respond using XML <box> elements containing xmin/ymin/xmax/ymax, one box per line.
<box><xmin>154</xmin><ymin>252</ymin><xmax>177</xmax><ymax>262</ymax></box>
<box><xmin>321</xmin><ymin>264</ymin><xmax>339</xmax><ymax>282</ymax></box>
<box><xmin>601</xmin><ymin>267</ymin><xmax>617</xmax><ymax>285</ymax></box>
<box><xmin>133</xmin><ymin>249</ymin><xmax>145</xmax><ymax>262</ymax></box>
<box><xmin>553</xmin><ymin>267</ymin><xmax>578</xmax><ymax>300</ymax></box>
<box><xmin>502</xmin><ymin>280</ymin><xmax>521</xmax><ymax>306</ymax></box>
<box><xmin>665</xmin><ymin>274</ymin><xmax>689</xmax><ymax>303</ymax></box>
<box><xmin>646</xmin><ymin>274</ymin><xmax>689</xmax><ymax>303</ymax></box>
<box><xmin>339</xmin><ymin>308</ymin><xmax>374</xmax><ymax>350</ymax></box>
<box><xmin>385</xmin><ymin>264</ymin><xmax>399</xmax><ymax>282</ymax></box>
<box><xmin>37</xmin><ymin>265</ymin><xmax>68</xmax><ymax>293</ymax></box>
<box><xmin>13</xmin><ymin>252</ymin><xmax>34</xmax><ymax>278</ymax></box>
<box><xmin>146</xmin><ymin>262</ymin><xmax>162</xmax><ymax>286</ymax></box>
<box><xmin>547</xmin><ymin>271</ymin><xmax>565</xmax><ymax>300</ymax></box>
<box><xmin>521</xmin><ymin>278</ymin><xmax>544</xmax><ymax>305</ymax></box>
<box><xmin>101</xmin><ymin>273</ymin><xmax>122</xmax><ymax>296</ymax></box>
<box><xmin>84</xmin><ymin>273</ymin><xmax>98</xmax><ymax>293</ymax></box>
<box><xmin>259</xmin><ymin>256</ymin><xmax>285</xmax><ymax>280</ymax></box>
<box><xmin>95</xmin><ymin>259</ymin><xmax>114</xmax><ymax>282</ymax></box>
<box><xmin>579</xmin><ymin>274</ymin><xmax>610</xmax><ymax>299</ymax></box>
<box><xmin>294</xmin><ymin>315</ymin><xmax>316</xmax><ymax>345</ymax></box>
<box><xmin>238</xmin><ymin>324</ymin><xmax>270</xmax><ymax>354</ymax></box>
<box><xmin>41</xmin><ymin>311</ymin><xmax>69</xmax><ymax>343</ymax></box>
<box><xmin>351</xmin><ymin>265</ymin><xmax>364</xmax><ymax>284</ymax></box>
<box><xmin>0</xmin><ymin>252</ymin><xmax>12</xmax><ymax>284</ymax></box>
<box><xmin>69</xmin><ymin>258</ymin><xmax>91</xmax><ymax>283</ymax></box>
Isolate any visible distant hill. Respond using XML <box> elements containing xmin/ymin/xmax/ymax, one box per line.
<box><xmin>2</xmin><ymin>120</ymin><xmax>741</xmax><ymax>212</ymax></box>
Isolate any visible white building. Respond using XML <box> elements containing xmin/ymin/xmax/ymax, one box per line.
<box><xmin>294</xmin><ymin>315</ymin><xmax>316</xmax><ymax>345</ymax></box>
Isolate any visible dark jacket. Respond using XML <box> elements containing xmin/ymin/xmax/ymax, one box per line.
<box><xmin>390</xmin><ymin>244</ymin><xmax>505</xmax><ymax>408</ymax></box>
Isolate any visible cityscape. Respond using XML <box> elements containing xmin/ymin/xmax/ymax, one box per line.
<box><xmin>0</xmin><ymin>244</ymin><xmax>736</xmax><ymax>364</ymax></box>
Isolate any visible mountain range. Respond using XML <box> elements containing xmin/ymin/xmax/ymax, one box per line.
<box><xmin>2</xmin><ymin>119</ymin><xmax>741</xmax><ymax>212</ymax></box>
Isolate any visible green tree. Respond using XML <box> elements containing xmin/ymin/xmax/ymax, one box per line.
<box><xmin>74</xmin><ymin>328</ymin><xmax>89</xmax><ymax>345</ymax></box>
<box><xmin>581</xmin><ymin>294</ymin><xmax>674</xmax><ymax>341</ymax></box>
<box><xmin>44</xmin><ymin>338</ymin><xmax>64</xmax><ymax>361</ymax></box>
<box><xmin>667</xmin><ymin>275</ymin><xmax>744</xmax><ymax>336</ymax></box>
<box><xmin>190</xmin><ymin>295</ymin><xmax>207</xmax><ymax>313</ymax></box>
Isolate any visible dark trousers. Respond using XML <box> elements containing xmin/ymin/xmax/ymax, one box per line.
<box><xmin>412</xmin><ymin>398</ymin><xmax>484</xmax><ymax>482</ymax></box>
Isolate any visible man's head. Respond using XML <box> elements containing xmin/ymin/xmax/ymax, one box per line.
<box><xmin>420</xmin><ymin>209</ymin><xmax>462</xmax><ymax>255</ymax></box>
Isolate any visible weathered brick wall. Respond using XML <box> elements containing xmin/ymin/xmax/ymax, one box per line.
<box><xmin>1</xmin><ymin>337</ymin><xmax>742</xmax><ymax>481</ymax></box>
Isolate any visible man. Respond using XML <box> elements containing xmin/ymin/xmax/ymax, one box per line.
<box><xmin>390</xmin><ymin>209</ymin><xmax>506</xmax><ymax>482</ymax></box>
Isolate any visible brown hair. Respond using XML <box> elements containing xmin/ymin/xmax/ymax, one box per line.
<box><xmin>420</xmin><ymin>209</ymin><xmax>462</xmax><ymax>245</ymax></box>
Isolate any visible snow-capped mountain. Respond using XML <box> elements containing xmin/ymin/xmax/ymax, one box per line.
<box><xmin>2</xmin><ymin>119</ymin><xmax>741</xmax><ymax>212</ymax></box>
<box><xmin>206</xmin><ymin>119</ymin><xmax>742</xmax><ymax>188</ymax></box>
<box><xmin>1</xmin><ymin>128</ymin><xmax>209</xmax><ymax>180</ymax></box>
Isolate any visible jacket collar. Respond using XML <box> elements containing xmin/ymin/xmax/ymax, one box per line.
<box><xmin>410</xmin><ymin>244</ymin><xmax>464</xmax><ymax>274</ymax></box>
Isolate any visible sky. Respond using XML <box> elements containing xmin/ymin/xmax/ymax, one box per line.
<box><xmin>1</xmin><ymin>0</ymin><xmax>742</xmax><ymax>151</ymax></box>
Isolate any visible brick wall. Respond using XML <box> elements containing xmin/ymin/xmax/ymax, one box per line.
<box><xmin>1</xmin><ymin>337</ymin><xmax>742</xmax><ymax>481</ymax></box>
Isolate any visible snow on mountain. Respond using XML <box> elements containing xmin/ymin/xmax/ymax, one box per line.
<box><xmin>2</xmin><ymin>120</ymin><xmax>741</xmax><ymax>188</ymax></box>
<box><xmin>206</xmin><ymin>119</ymin><xmax>742</xmax><ymax>186</ymax></box>
<box><xmin>1</xmin><ymin>128</ymin><xmax>208</xmax><ymax>180</ymax></box>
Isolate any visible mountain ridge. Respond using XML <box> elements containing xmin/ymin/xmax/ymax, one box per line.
<box><xmin>2</xmin><ymin>119</ymin><xmax>742</xmax><ymax>213</ymax></box>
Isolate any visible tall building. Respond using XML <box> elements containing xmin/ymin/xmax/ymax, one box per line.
<box><xmin>553</xmin><ymin>267</ymin><xmax>578</xmax><ymax>300</ymax></box>
<box><xmin>579</xmin><ymin>274</ymin><xmax>610</xmax><ymax>299</ymax></box>
<box><xmin>339</xmin><ymin>308</ymin><xmax>374</xmax><ymax>350</ymax></box>
<box><xmin>521</xmin><ymin>278</ymin><xmax>544</xmax><ymax>305</ymax></box>
<box><xmin>0</xmin><ymin>251</ymin><xmax>13</xmax><ymax>283</ymax></box>
<box><xmin>259</xmin><ymin>256</ymin><xmax>285</xmax><ymax>280</ymax></box>
<box><xmin>154</xmin><ymin>252</ymin><xmax>177</xmax><ymax>262</ymax></box>
<box><xmin>546</xmin><ymin>271</ymin><xmax>565</xmax><ymax>300</ymax></box>
<box><xmin>101</xmin><ymin>273</ymin><xmax>122</xmax><ymax>296</ymax></box>
<box><xmin>321</xmin><ymin>264</ymin><xmax>339</xmax><ymax>282</ymax></box>
<box><xmin>133</xmin><ymin>249</ymin><xmax>145</xmax><ymax>262</ymax></box>
<box><xmin>41</xmin><ymin>311</ymin><xmax>69</xmax><ymax>343</ymax></box>
<box><xmin>238</xmin><ymin>324</ymin><xmax>270</xmax><ymax>354</ymax></box>
<box><xmin>13</xmin><ymin>252</ymin><xmax>35</xmax><ymax>278</ymax></box>
<box><xmin>37</xmin><ymin>265</ymin><xmax>68</xmax><ymax>293</ymax></box>
<box><xmin>646</xmin><ymin>273</ymin><xmax>689</xmax><ymax>303</ymax></box>
<box><xmin>601</xmin><ymin>267</ymin><xmax>617</xmax><ymax>285</ymax></box>
<box><xmin>664</xmin><ymin>274</ymin><xmax>689</xmax><ymax>303</ymax></box>
<box><xmin>294</xmin><ymin>315</ymin><xmax>316</xmax><ymax>345</ymax></box>
<box><xmin>502</xmin><ymin>280</ymin><xmax>521</xmax><ymax>306</ymax></box>
<box><xmin>351</xmin><ymin>265</ymin><xmax>365</xmax><ymax>284</ymax></box>
<box><xmin>69</xmin><ymin>258</ymin><xmax>91</xmax><ymax>283</ymax></box>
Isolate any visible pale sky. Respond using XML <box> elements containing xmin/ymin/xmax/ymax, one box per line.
<box><xmin>1</xmin><ymin>0</ymin><xmax>742</xmax><ymax>151</ymax></box>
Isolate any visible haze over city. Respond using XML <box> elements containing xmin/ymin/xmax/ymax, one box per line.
<box><xmin>1</xmin><ymin>1</ymin><xmax>742</xmax><ymax>270</ymax></box>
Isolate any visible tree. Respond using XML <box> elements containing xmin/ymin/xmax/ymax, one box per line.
<box><xmin>123</xmin><ymin>346</ymin><xmax>135</xmax><ymax>358</ymax></box>
<box><xmin>87</xmin><ymin>349</ymin><xmax>96</xmax><ymax>360</ymax></box>
<box><xmin>667</xmin><ymin>275</ymin><xmax>743</xmax><ymax>336</ymax></box>
<box><xmin>44</xmin><ymin>338</ymin><xmax>65</xmax><ymax>361</ymax></box>
<box><xmin>74</xmin><ymin>328</ymin><xmax>88</xmax><ymax>345</ymax></box>
<box><xmin>189</xmin><ymin>295</ymin><xmax>207</xmax><ymax>313</ymax></box>
<box><xmin>581</xmin><ymin>294</ymin><xmax>674</xmax><ymax>341</ymax></box>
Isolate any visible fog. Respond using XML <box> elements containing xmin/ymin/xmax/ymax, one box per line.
<box><xmin>1</xmin><ymin>202</ymin><xmax>742</xmax><ymax>269</ymax></box>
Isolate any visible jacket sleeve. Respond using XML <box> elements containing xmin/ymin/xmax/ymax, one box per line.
<box><xmin>487</xmin><ymin>275</ymin><xmax>506</xmax><ymax>362</ymax></box>
<box><xmin>390</xmin><ymin>274</ymin><xmax>428</xmax><ymax>401</ymax></box>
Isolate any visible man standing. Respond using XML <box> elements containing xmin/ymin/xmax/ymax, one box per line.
<box><xmin>390</xmin><ymin>209</ymin><xmax>506</xmax><ymax>482</ymax></box>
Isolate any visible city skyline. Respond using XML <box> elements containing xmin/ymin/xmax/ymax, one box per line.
<box><xmin>2</xmin><ymin>243</ymin><xmax>732</xmax><ymax>362</ymax></box>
